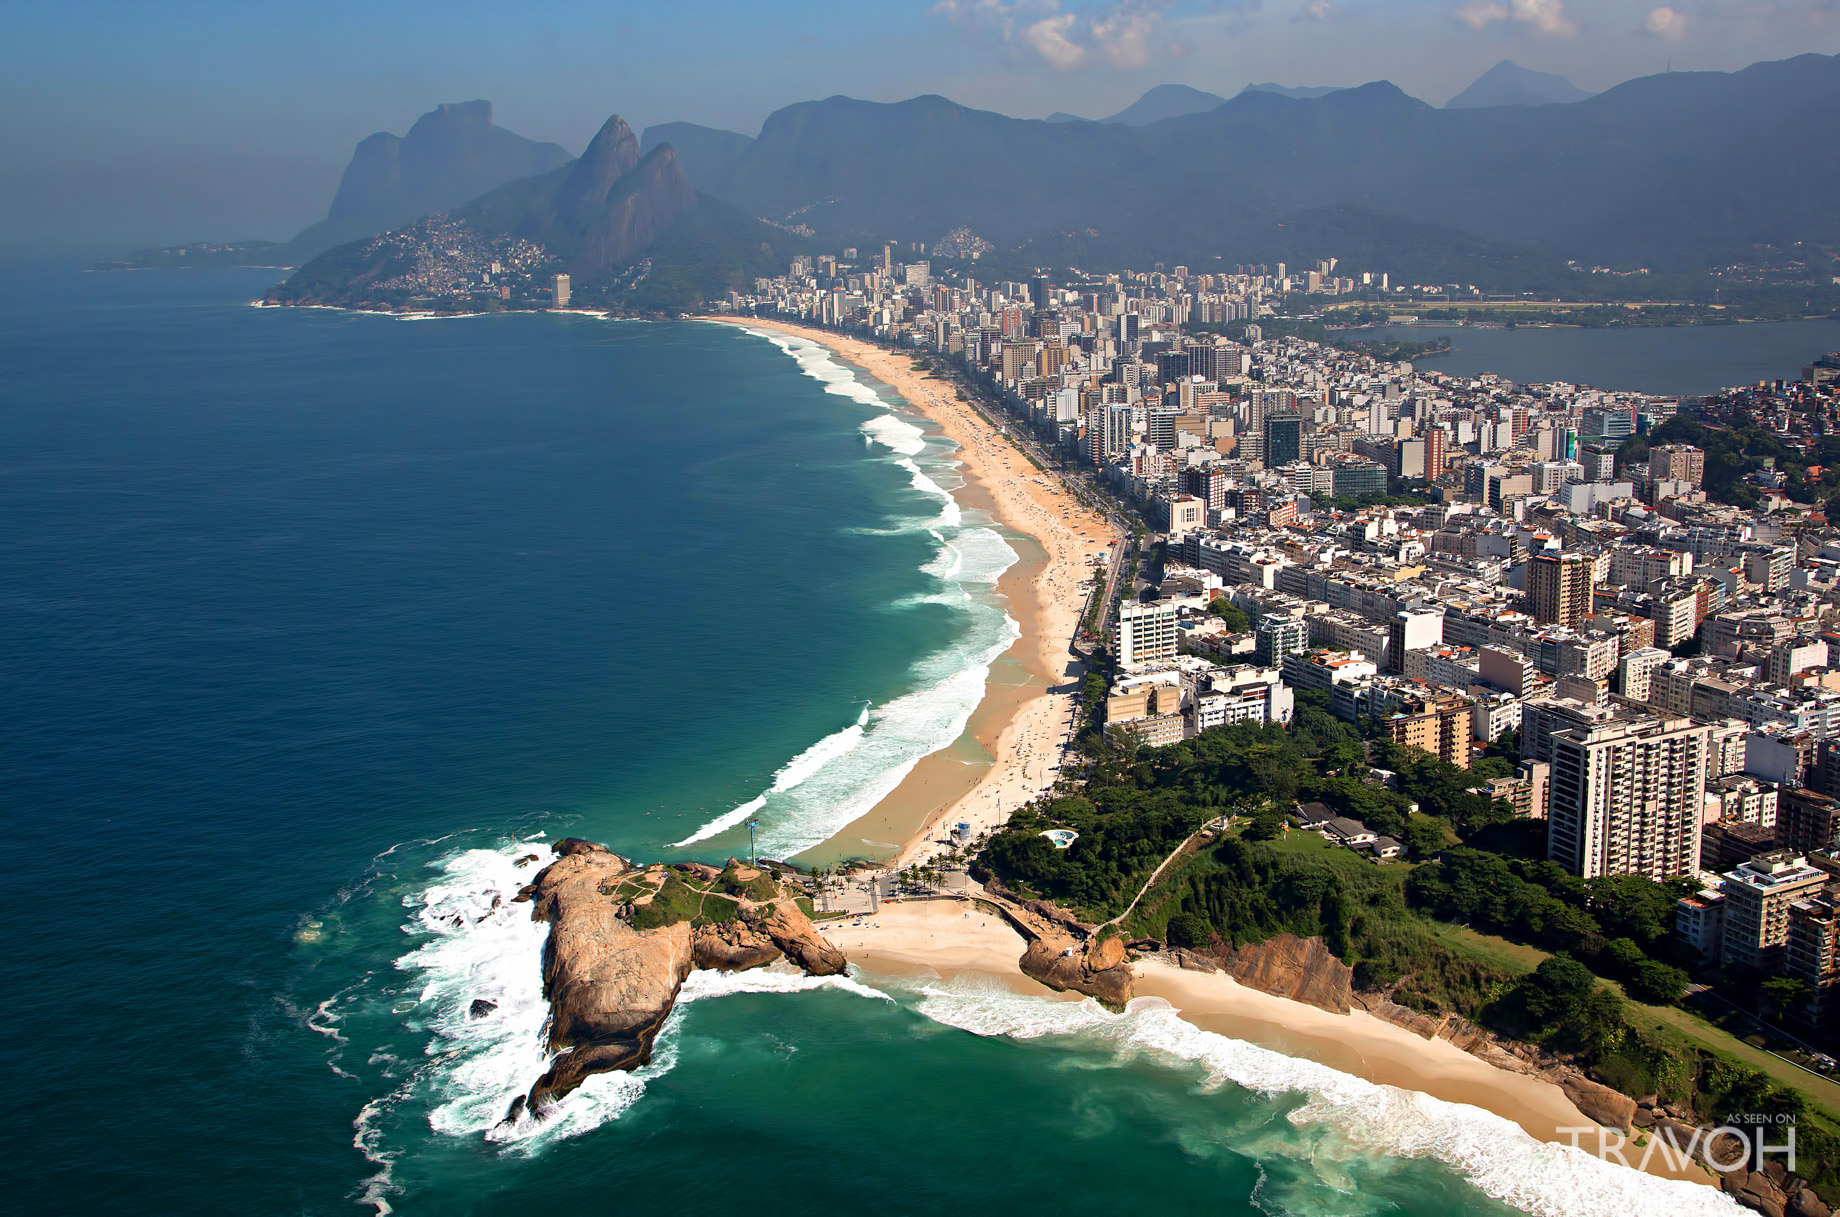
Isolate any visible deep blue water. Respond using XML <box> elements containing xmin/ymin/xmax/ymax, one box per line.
<box><xmin>0</xmin><ymin>268</ymin><xmax>1738</xmax><ymax>1217</ymax></box>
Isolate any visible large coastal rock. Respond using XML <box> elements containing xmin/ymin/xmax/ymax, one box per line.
<box><xmin>520</xmin><ymin>841</ymin><xmax>695</xmax><ymax>1111</ymax></box>
<box><xmin>1221</xmin><ymin>933</ymin><xmax>1355</xmax><ymax>1014</ymax></box>
<box><xmin>1557</xmin><ymin>1073</ymin><xmax>1637</xmax><ymax>1132</ymax></box>
<box><xmin>1021</xmin><ymin>930</ymin><xmax>1135</xmax><ymax>1008</ymax></box>
<box><xmin>505</xmin><ymin>841</ymin><xmax>846</xmax><ymax>1123</ymax></box>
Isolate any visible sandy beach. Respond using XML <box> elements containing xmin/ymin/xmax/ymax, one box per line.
<box><xmin>823</xmin><ymin>901</ymin><xmax>1711</xmax><ymax>1187</ymax></box>
<box><xmin>699</xmin><ymin>316</ymin><xmax>1119</xmax><ymax>868</ymax></box>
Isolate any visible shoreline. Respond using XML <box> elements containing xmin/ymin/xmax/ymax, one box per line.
<box><xmin>821</xmin><ymin>901</ymin><xmax>1716</xmax><ymax>1191</ymax></box>
<box><xmin>704</xmin><ymin>317</ymin><xmax>1718</xmax><ymax>1196</ymax></box>
<box><xmin>699</xmin><ymin>316</ymin><xmax>1118</xmax><ymax>870</ymax></box>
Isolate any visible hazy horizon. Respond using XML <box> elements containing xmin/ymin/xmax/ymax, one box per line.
<box><xmin>5</xmin><ymin>0</ymin><xmax>1837</xmax><ymax>257</ymax></box>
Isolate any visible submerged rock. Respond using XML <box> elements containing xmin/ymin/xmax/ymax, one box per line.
<box><xmin>468</xmin><ymin>998</ymin><xmax>498</xmax><ymax>1019</ymax></box>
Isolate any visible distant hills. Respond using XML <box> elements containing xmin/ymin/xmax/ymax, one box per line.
<box><xmin>1239</xmin><ymin>83</ymin><xmax>1345</xmax><ymax>101</ymax></box>
<box><xmin>1042</xmin><ymin>82</ymin><xmax>1344</xmax><ymax>126</ymax></box>
<box><xmin>1445</xmin><ymin>60</ymin><xmax>1595</xmax><ymax>109</ymax></box>
<box><xmin>272</xmin><ymin>116</ymin><xmax>801</xmax><ymax>312</ymax></box>
<box><xmin>118</xmin><ymin>51</ymin><xmax>1840</xmax><ymax>300</ymax></box>
<box><xmin>639</xmin><ymin>53</ymin><xmax>1840</xmax><ymax>281</ymax></box>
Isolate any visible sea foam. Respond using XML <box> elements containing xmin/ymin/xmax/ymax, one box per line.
<box><xmin>380</xmin><ymin>838</ymin><xmax>892</xmax><ymax>1163</ymax></box>
<box><xmin>910</xmin><ymin>980</ymin><xmax>1742</xmax><ymax>1217</ymax></box>
<box><xmin>674</xmin><ymin>328</ymin><xmax>1020</xmax><ymax>858</ymax></box>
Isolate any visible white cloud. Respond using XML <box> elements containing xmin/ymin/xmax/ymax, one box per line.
<box><xmin>1299</xmin><ymin>0</ymin><xmax>1334</xmax><ymax>18</ymax></box>
<box><xmin>1092</xmin><ymin>0</ymin><xmax>1167</xmax><ymax>66</ymax></box>
<box><xmin>1455</xmin><ymin>0</ymin><xmax>1577</xmax><ymax>36</ymax></box>
<box><xmin>1024</xmin><ymin>12</ymin><xmax>1090</xmax><ymax>66</ymax></box>
<box><xmin>1644</xmin><ymin>5</ymin><xmax>1689</xmax><ymax>39</ymax></box>
<box><xmin>930</xmin><ymin>0</ymin><xmax>1173</xmax><ymax>71</ymax></box>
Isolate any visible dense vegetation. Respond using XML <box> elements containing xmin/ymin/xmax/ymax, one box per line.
<box><xmin>1618</xmin><ymin>413</ymin><xmax>1840</xmax><ymax>513</ymax></box>
<box><xmin>976</xmin><ymin>691</ymin><xmax>1839</xmax><ymax>1190</ymax></box>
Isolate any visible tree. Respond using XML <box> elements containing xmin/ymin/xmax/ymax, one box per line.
<box><xmin>1209</xmin><ymin>599</ymin><xmax>1250</xmax><ymax>632</ymax></box>
<box><xmin>1166</xmin><ymin>912</ymin><xmax>1214</xmax><ymax>949</ymax></box>
<box><xmin>1626</xmin><ymin>959</ymin><xmax>1689</xmax><ymax>1005</ymax></box>
<box><xmin>1514</xmin><ymin>955</ymin><xmax>1625</xmax><ymax>1053</ymax></box>
<box><xmin>1401</xmin><ymin>814</ymin><xmax>1451</xmax><ymax>860</ymax></box>
<box><xmin>1243</xmin><ymin>810</ymin><xmax>1286</xmax><ymax>841</ymax></box>
<box><xmin>1761</xmin><ymin>975</ymin><xmax>1810</xmax><ymax>1023</ymax></box>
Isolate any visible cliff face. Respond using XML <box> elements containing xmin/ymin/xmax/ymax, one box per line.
<box><xmin>1220</xmin><ymin>933</ymin><xmax>1355</xmax><ymax>1014</ymax></box>
<box><xmin>505</xmin><ymin>840</ymin><xmax>845</xmax><ymax>1124</ymax></box>
<box><xmin>288</xmin><ymin>100</ymin><xmax>572</xmax><ymax>260</ymax></box>
<box><xmin>569</xmin><ymin>146</ymin><xmax>698</xmax><ymax>279</ymax></box>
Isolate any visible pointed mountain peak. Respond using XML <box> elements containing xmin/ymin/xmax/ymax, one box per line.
<box><xmin>1445</xmin><ymin>60</ymin><xmax>1594</xmax><ymax>109</ymax></box>
<box><xmin>582</xmin><ymin>115</ymin><xmax>641</xmax><ymax>170</ymax></box>
<box><xmin>555</xmin><ymin>115</ymin><xmax>643</xmax><ymax>226</ymax></box>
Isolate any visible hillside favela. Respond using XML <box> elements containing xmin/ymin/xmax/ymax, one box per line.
<box><xmin>11</xmin><ymin>5</ymin><xmax>1840</xmax><ymax>1217</ymax></box>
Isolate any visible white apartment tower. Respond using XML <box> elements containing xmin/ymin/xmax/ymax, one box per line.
<box><xmin>1117</xmin><ymin>600</ymin><xmax>1179</xmax><ymax>669</ymax></box>
<box><xmin>1547</xmin><ymin>715</ymin><xmax>1712</xmax><ymax>880</ymax></box>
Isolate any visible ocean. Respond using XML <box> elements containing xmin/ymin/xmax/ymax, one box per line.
<box><xmin>0</xmin><ymin>266</ymin><xmax>1737</xmax><ymax>1216</ymax></box>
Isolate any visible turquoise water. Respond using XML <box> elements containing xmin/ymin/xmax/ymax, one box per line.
<box><xmin>1334</xmin><ymin>319</ymin><xmax>1840</xmax><ymax>396</ymax></box>
<box><xmin>0</xmin><ymin>268</ymin><xmax>1738</xmax><ymax>1215</ymax></box>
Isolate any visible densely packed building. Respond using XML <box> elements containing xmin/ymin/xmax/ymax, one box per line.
<box><xmin>721</xmin><ymin>251</ymin><xmax>1840</xmax><ymax>1026</ymax></box>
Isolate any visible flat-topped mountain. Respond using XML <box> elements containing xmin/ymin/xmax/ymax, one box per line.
<box><xmin>108</xmin><ymin>101</ymin><xmax>573</xmax><ymax>270</ymax></box>
<box><xmin>289</xmin><ymin>100</ymin><xmax>574</xmax><ymax>259</ymax></box>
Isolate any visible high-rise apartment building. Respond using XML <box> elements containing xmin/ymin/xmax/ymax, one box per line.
<box><xmin>1648</xmin><ymin>444</ymin><xmax>1705</xmax><ymax>489</ymax></box>
<box><xmin>551</xmin><ymin>274</ymin><xmax>571</xmax><ymax>308</ymax></box>
<box><xmin>1379</xmin><ymin>688</ymin><xmax>1474</xmax><ymax>769</ymax></box>
<box><xmin>1722</xmin><ymin>851</ymin><xmax>1827</xmax><ymax>972</ymax></box>
<box><xmin>1547</xmin><ymin>715</ymin><xmax>1712</xmax><ymax>879</ymax></box>
<box><xmin>1254</xmin><ymin>614</ymin><xmax>1308</xmax><ymax>668</ymax></box>
<box><xmin>1527</xmin><ymin>551</ymin><xmax>1595</xmax><ymax>628</ymax></box>
<box><xmin>1786</xmin><ymin>896</ymin><xmax>1840</xmax><ymax>1029</ymax></box>
<box><xmin>1263</xmin><ymin>414</ymin><xmax>1302</xmax><ymax>467</ymax></box>
<box><xmin>1780</xmin><ymin>788</ymin><xmax>1840</xmax><ymax>856</ymax></box>
<box><xmin>1117</xmin><ymin>600</ymin><xmax>1178</xmax><ymax>668</ymax></box>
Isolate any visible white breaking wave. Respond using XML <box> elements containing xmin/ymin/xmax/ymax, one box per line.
<box><xmin>911</xmin><ymin>981</ymin><xmax>1742</xmax><ymax>1217</ymax></box>
<box><xmin>670</xmin><ymin>326</ymin><xmax>1022</xmax><ymax>859</ymax></box>
<box><xmin>862</xmin><ymin>412</ymin><xmax>927</xmax><ymax>457</ymax></box>
<box><xmin>378</xmin><ymin>836</ymin><xmax>894</xmax><ymax>1164</ymax></box>
<box><xmin>671</xmin><ymin>705</ymin><xmax>871</xmax><ymax>847</ymax></box>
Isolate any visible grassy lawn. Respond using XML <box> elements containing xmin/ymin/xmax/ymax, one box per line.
<box><xmin>1625</xmin><ymin>1001</ymin><xmax>1840</xmax><ymax>1122</ymax></box>
<box><xmin>1429</xmin><ymin>922</ymin><xmax>1547</xmax><ymax>976</ymax></box>
<box><xmin>1264</xmin><ymin>829</ymin><xmax>1341</xmax><ymax>855</ymax></box>
<box><xmin>1427</xmin><ymin>920</ymin><xmax>1840</xmax><ymax>1120</ymax></box>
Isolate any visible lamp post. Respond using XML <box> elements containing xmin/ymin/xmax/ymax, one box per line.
<box><xmin>747</xmin><ymin>818</ymin><xmax>759</xmax><ymax>869</ymax></box>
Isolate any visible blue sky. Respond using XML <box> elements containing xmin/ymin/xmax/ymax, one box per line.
<box><xmin>4</xmin><ymin>0</ymin><xmax>1836</xmax><ymax>253</ymax></box>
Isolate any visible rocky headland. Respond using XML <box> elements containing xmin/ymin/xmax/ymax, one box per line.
<box><xmin>503</xmin><ymin>838</ymin><xmax>844</xmax><ymax>1124</ymax></box>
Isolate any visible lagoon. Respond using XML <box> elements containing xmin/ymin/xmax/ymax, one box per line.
<box><xmin>1332</xmin><ymin>319</ymin><xmax>1840</xmax><ymax>397</ymax></box>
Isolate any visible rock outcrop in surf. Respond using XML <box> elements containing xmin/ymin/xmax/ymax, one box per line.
<box><xmin>504</xmin><ymin>838</ymin><xmax>843</xmax><ymax>1123</ymax></box>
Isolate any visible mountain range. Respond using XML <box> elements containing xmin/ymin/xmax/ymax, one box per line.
<box><xmin>1043</xmin><ymin>81</ymin><xmax>1347</xmax><ymax>126</ymax></box>
<box><xmin>632</xmin><ymin>52</ymin><xmax>1840</xmax><ymax>281</ymax></box>
<box><xmin>160</xmin><ymin>51</ymin><xmax>1840</xmax><ymax>305</ymax></box>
